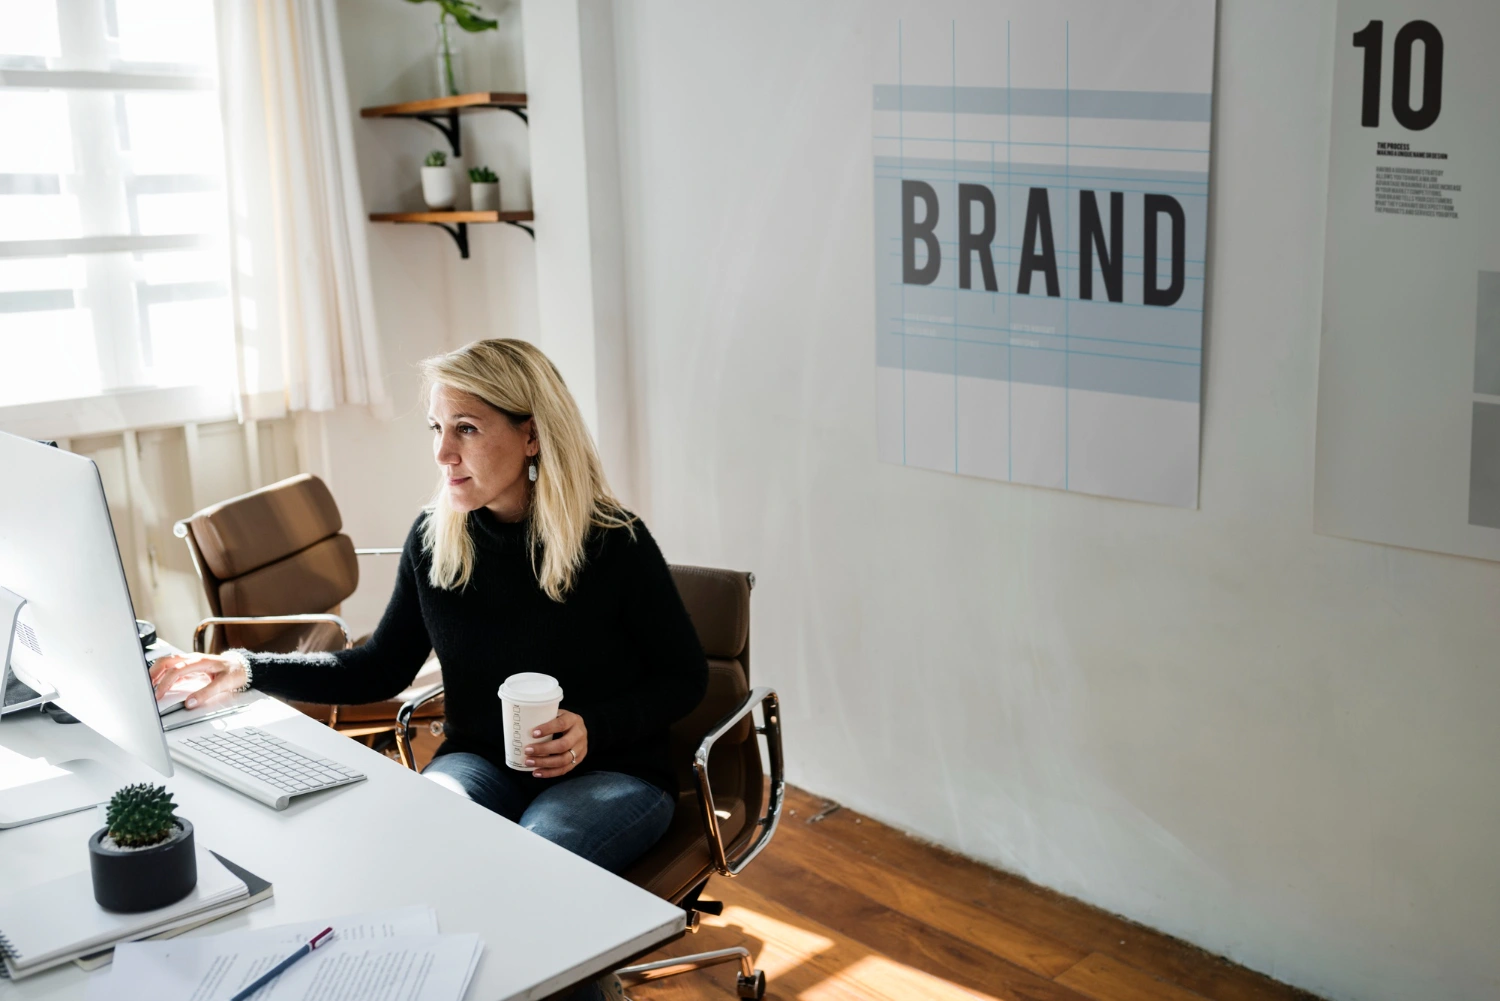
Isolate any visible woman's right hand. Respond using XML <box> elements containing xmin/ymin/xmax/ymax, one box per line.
<box><xmin>150</xmin><ymin>653</ymin><xmax>247</xmax><ymax>709</ymax></box>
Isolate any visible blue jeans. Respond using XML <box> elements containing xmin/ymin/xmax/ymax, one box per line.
<box><xmin>421</xmin><ymin>752</ymin><xmax>675</xmax><ymax>874</ymax></box>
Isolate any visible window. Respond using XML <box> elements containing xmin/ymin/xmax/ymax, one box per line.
<box><xmin>0</xmin><ymin>0</ymin><xmax>236</xmax><ymax>431</ymax></box>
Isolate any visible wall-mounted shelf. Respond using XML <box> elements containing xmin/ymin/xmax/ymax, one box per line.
<box><xmin>369</xmin><ymin>210</ymin><xmax>535</xmax><ymax>259</ymax></box>
<box><xmin>363</xmin><ymin>92</ymin><xmax>534</xmax><ymax>260</ymax></box>
<box><xmin>360</xmin><ymin>92</ymin><xmax>527</xmax><ymax>157</ymax></box>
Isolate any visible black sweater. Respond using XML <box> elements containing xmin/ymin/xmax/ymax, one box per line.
<box><xmin>246</xmin><ymin>509</ymin><xmax>709</xmax><ymax>795</ymax></box>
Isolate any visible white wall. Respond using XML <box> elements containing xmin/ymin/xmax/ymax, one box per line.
<box><xmin>520</xmin><ymin>0</ymin><xmax>636</xmax><ymax>501</ymax></box>
<box><xmin>605</xmin><ymin>3</ymin><xmax>1500</xmax><ymax>999</ymax></box>
<box><xmin>326</xmin><ymin>0</ymin><xmax>537</xmax><ymax>633</ymax></box>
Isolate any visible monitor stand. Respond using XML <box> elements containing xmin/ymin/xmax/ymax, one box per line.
<box><xmin>0</xmin><ymin>758</ymin><xmax>119</xmax><ymax>829</ymax></box>
<box><xmin>0</xmin><ymin>586</ymin><xmax>120</xmax><ymax>826</ymax></box>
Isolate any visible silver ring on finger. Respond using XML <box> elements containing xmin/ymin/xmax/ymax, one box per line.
<box><xmin>569</xmin><ymin>748</ymin><xmax>577</xmax><ymax>764</ymax></box>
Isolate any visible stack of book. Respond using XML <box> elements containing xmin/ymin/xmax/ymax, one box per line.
<box><xmin>0</xmin><ymin>849</ymin><xmax>271</xmax><ymax>980</ymax></box>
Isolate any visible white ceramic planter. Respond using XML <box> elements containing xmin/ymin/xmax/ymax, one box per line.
<box><xmin>470</xmin><ymin>181</ymin><xmax>500</xmax><ymax>212</ymax></box>
<box><xmin>421</xmin><ymin>166</ymin><xmax>455</xmax><ymax>209</ymax></box>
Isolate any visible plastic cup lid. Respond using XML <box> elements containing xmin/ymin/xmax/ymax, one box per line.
<box><xmin>498</xmin><ymin>672</ymin><xmax>563</xmax><ymax>703</ymax></box>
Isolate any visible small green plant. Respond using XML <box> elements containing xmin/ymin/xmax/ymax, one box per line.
<box><xmin>467</xmin><ymin>165</ymin><xmax>497</xmax><ymax>183</ymax></box>
<box><xmin>425</xmin><ymin>150</ymin><xmax>447</xmax><ymax>168</ymax></box>
<box><xmin>105</xmin><ymin>784</ymin><xmax>180</xmax><ymax>848</ymax></box>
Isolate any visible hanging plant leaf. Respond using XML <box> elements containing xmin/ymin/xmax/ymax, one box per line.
<box><xmin>404</xmin><ymin>0</ymin><xmax>499</xmax><ymax>33</ymax></box>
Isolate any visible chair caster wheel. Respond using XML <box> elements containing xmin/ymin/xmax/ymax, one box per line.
<box><xmin>736</xmin><ymin>970</ymin><xmax>766</xmax><ymax>999</ymax></box>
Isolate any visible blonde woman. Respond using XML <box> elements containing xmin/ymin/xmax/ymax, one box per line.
<box><xmin>151</xmin><ymin>338</ymin><xmax>708</xmax><ymax>883</ymax></box>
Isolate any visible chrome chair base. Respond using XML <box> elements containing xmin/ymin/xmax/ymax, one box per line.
<box><xmin>616</xmin><ymin>946</ymin><xmax>766</xmax><ymax>999</ymax></box>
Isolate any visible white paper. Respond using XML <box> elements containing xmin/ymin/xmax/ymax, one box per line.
<box><xmin>246</xmin><ymin>935</ymin><xmax>481</xmax><ymax>1001</ymax></box>
<box><xmin>1315</xmin><ymin>0</ymin><xmax>1500</xmax><ymax>559</ymax></box>
<box><xmin>871</xmin><ymin>0</ymin><xmax>1216</xmax><ymax>508</ymax></box>
<box><xmin>94</xmin><ymin>907</ymin><xmax>479</xmax><ymax>1001</ymax></box>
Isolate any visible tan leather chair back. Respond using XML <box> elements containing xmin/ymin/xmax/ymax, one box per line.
<box><xmin>179</xmin><ymin>474</ymin><xmax>358</xmax><ymax>653</ymax></box>
<box><xmin>626</xmin><ymin>565</ymin><xmax>760</xmax><ymax>902</ymax></box>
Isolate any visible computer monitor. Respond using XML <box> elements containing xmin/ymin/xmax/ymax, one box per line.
<box><xmin>0</xmin><ymin>430</ymin><xmax>172</xmax><ymax>776</ymax></box>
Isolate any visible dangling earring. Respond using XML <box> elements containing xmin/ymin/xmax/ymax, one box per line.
<box><xmin>527</xmin><ymin>457</ymin><xmax>538</xmax><ymax>483</ymax></box>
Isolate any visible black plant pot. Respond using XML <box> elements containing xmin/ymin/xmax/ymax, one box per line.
<box><xmin>88</xmin><ymin>818</ymin><xmax>197</xmax><ymax>912</ymax></box>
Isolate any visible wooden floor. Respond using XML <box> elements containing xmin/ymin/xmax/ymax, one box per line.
<box><xmin>401</xmin><ymin>734</ymin><xmax>1319</xmax><ymax>1001</ymax></box>
<box><xmin>624</xmin><ymin>786</ymin><xmax>1321</xmax><ymax>1001</ymax></box>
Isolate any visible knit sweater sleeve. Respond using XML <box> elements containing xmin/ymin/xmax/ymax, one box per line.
<box><xmin>245</xmin><ymin>515</ymin><xmax>434</xmax><ymax>705</ymax></box>
<box><xmin>570</xmin><ymin>522</ymin><xmax>709</xmax><ymax>754</ymax></box>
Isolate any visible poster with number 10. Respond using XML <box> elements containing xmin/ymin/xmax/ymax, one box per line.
<box><xmin>871</xmin><ymin>1</ymin><xmax>1217</xmax><ymax>508</ymax></box>
<box><xmin>1316</xmin><ymin>1</ymin><xmax>1500</xmax><ymax>561</ymax></box>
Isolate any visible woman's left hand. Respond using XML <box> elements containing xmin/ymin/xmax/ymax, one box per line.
<box><xmin>524</xmin><ymin>710</ymin><xmax>588</xmax><ymax>778</ymax></box>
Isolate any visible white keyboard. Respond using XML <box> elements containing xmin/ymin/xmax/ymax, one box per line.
<box><xmin>169</xmin><ymin>726</ymin><xmax>366</xmax><ymax>810</ymax></box>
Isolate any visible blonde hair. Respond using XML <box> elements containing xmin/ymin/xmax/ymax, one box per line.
<box><xmin>419</xmin><ymin>339</ymin><xmax>632</xmax><ymax>600</ymax></box>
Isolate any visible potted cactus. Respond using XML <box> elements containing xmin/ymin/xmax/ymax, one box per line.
<box><xmin>421</xmin><ymin>150</ymin><xmax>456</xmax><ymax>209</ymax></box>
<box><xmin>468</xmin><ymin>165</ymin><xmax>499</xmax><ymax>211</ymax></box>
<box><xmin>89</xmin><ymin>784</ymin><xmax>197</xmax><ymax>912</ymax></box>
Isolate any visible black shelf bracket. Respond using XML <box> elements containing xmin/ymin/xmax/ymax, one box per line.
<box><xmin>414</xmin><ymin>109</ymin><xmax>462</xmax><ymax>157</ymax></box>
<box><xmin>431</xmin><ymin>221</ymin><xmax>469</xmax><ymax>258</ymax></box>
<box><xmin>410</xmin><ymin>219</ymin><xmax>532</xmax><ymax>258</ymax></box>
<box><xmin>399</xmin><ymin>105</ymin><xmax>527</xmax><ymax>156</ymax></box>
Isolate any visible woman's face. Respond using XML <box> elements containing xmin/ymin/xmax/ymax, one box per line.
<box><xmin>428</xmin><ymin>384</ymin><xmax>537</xmax><ymax>518</ymax></box>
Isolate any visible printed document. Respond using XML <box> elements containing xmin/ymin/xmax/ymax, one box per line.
<box><xmin>94</xmin><ymin>906</ymin><xmax>483</xmax><ymax>1001</ymax></box>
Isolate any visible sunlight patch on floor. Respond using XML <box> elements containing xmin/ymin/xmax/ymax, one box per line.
<box><xmin>701</xmin><ymin>898</ymin><xmax>1001</xmax><ymax>1001</ymax></box>
<box><xmin>797</xmin><ymin>953</ymin><xmax>999</xmax><ymax>1001</ymax></box>
<box><xmin>702</xmin><ymin>904</ymin><xmax>833</xmax><ymax>979</ymax></box>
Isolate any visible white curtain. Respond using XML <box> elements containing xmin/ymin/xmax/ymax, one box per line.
<box><xmin>215</xmin><ymin>0</ymin><xmax>388</xmax><ymax>420</ymax></box>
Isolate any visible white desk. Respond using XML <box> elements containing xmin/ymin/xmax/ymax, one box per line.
<box><xmin>0</xmin><ymin>696</ymin><xmax>684</xmax><ymax>1000</ymax></box>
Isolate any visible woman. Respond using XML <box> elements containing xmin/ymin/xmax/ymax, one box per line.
<box><xmin>151</xmin><ymin>337</ymin><xmax>709</xmax><ymax>891</ymax></box>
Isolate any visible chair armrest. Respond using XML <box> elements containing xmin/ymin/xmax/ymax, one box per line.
<box><xmin>693</xmin><ymin>687</ymin><xmax>784</xmax><ymax>877</ymax></box>
<box><xmin>354</xmin><ymin>548</ymin><xmax>402</xmax><ymax>556</ymax></box>
<box><xmin>397</xmin><ymin>682</ymin><xmax>446</xmax><ymax>735</ymax></box>
<box><xmin>393</xmin><ymin>683</ymin><xmax>446</xmax><ymax>772</ymax></box>
<box><xmin>192</xmin><ymin>614</ymin><xmax>352</xmax><ymax>654</ymax></box>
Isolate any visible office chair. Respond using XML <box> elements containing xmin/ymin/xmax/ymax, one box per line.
<box><xmin>397</xmin><ymin>565</ymin><xmax>783</xmax><ymax>999</ymax></box>
<box><xmin>174</xmin><ymin>474</ymin><xmax>443</xmax><ymax>767</ymax></box>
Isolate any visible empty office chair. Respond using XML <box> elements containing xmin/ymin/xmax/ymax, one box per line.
<box><xmin>174</xmin><ymin>474</ymin><xmax>443</xmax><ymax>767</ymax></box>
<box><xmin>397</xmin><ymin>564</ymin><xmax>783</xmax><ymax>999</ymax></box>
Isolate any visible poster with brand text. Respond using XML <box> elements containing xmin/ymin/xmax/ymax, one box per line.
<box><xmin>872</xmin><ymin>0</ymin><xmax>1217</xmax><ymax>508</ymax></box>
<box><xmin>1315</xmin><ymin>0</ymin><xmax>1500</xmax><ymax>561</ymax></box>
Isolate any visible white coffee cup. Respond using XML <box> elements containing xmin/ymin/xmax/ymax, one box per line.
<box><xmin>498</xmin><ymin>673</ymin><xmax>564</xmax><ymax>771</ymax></box>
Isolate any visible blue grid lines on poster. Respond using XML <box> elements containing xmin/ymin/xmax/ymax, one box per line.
<box><xmin>872</xmin><ymin>2</ymin><xmax>1215</xmax><ymax>508</ymax></box>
